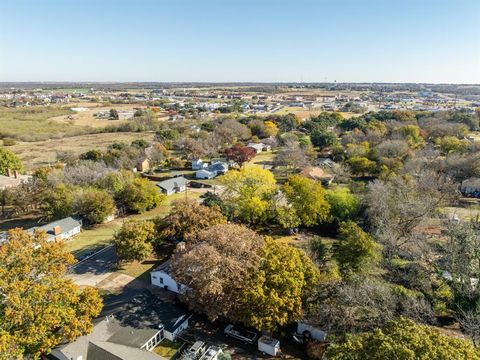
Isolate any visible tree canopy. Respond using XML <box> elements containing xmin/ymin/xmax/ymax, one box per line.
<box><xmin>0</xmin><ymin>148</ymin><xmax>23</xmax><ymax>175</ymax></box>
<box><xmin>237</xmin><ymin>237</ymin><xmax>319</xmax><ymax>332</ymax></box>
<box><xmin>327</xmin><ymin>317</ymin><xmax>480</xmax><ymax>360</ymax></box>
<box><xmin>0</xmin><ymin>229</ymin><xmax>102</xmax><ymax>358</ymax></box>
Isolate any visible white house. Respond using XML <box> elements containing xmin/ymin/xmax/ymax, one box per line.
<box><xmin>247</xmin><ymin>142</ymin><xmax>271</xmax><ymax>153</ymax></box>
<box><xmin>151</xmin><ymin>260</ymin><xmax>189</xmax><ymax>294</ymax></box>
<box><xmin>51</xmin><ymin>291</ymin><xmax>191</xmax><ymax>360</ymax></box>
<box><xmin>196</xmin><ymin>169</ymin><xmax>217</xmax><ymax>179</ymax></box>
<box><xmin>192</xmin><ymin>159</ymin><xmax>208</xmax><ymax>170</ymax></box>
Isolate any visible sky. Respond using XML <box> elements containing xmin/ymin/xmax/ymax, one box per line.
<box><xmin>0</xmin><ymin>0</ymin><xmax>479</xmax><ymax>83</ymax></box>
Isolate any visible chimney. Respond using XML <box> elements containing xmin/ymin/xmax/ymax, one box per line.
<box><xmin>13</xmin><ymin>170</ymin><xmax>18</xmax><ymax>179</ymax></box>
<box><xmin>53</xmin><ymin>226</ymin><xmax>61</xmax><ymax>235</ymax></box>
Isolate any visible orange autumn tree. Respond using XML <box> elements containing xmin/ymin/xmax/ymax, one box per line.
<box><xmin>0</xmin><ymin>229</ymin><xmax>103</xmax><ymax>358</ymax></box>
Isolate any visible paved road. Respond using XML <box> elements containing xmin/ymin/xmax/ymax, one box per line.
<box><xmin>68</xmin><ymin>245</ymin><xmax>117</xmax><ymax>287</ymax></box>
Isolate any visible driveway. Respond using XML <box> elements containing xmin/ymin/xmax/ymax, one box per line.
<box><xmin>68</xmin><ymin>245</ymin><xmax>119</xmax><ymax>287</ymax></box>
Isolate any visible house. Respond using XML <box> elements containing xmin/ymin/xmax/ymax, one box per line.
<box><xmin>195</xmin><ymin>169</ymin><xmax>217</xmax><ymax>179</ymax></box>
<box><xmin>0</xmin><ymin>170</ymin><xmax>31</xmax><ymax>190</ymax></box>
<box><xmin>31</xmin><ymin>217</ymin><xmax>82</xmax><ymax>242</ymax></box>
<box><xmin>156</xmin><ymin>176</ymin><xmax>189</xmax><ymax>195</ymax></box>
<box><xmin>192</xmin><ymin>159</ymin><xmax>207</xmax><ymax>170</ymax></box>
<box><xmin>208</xmin><ymin>161</ymin><xmax>229</xmax><ymax>175</ymax></box>
<box><xmin>151</xmin><ymin>260</ymin><xmax>189</xmax><ymax>294</ymax></box>
<box><xmin>300</xmin><ymin>167</ymin><xmax>335</xmax><ymax>186</ymax></box>
<box><xmin>195</xmin><ymin>161</ymin><xmax>228</xmax><ymax>180</ymax></box>
<box><xmin>461</xmin><ymin>178</ymin><xmax>480</xmax><ymax>197</ymax></box>
<box><xmin>137</xmin><ymin>156</ymin><xmax>151</xmax><ymax>173</ymax></box>
<box><xmin>247</xmin><ymin>142</ymin><xmax>271</xmax><ymax>153</ymax></box>
<box><xmin>51</xmin><ymin>291</ymin><xmax>191</xmax><ymax>360</ymax></box>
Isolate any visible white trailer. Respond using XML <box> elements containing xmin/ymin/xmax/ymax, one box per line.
<box><xmin>296</xmin><ymin>322</ymin><xmax>326</xmax><ymax>341</ymax></box>
<box><xmin>258</xmin><ymin>336</ymin><xmax>280</xmax><ymax>356</ymax></box>
<box><xmin>224</xmin><ymin>324</ymin><xmax>257</xmax><ymax>344</ymax></box>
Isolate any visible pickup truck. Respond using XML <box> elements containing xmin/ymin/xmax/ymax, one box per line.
<box><xmin>224</xmin><ymin>324</ymin><xmax>258</xmax><ymax>344</ymax></box>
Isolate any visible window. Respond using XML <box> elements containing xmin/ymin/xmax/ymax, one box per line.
<box><xmin>159</xmin><ymin>277</ymin><xmax>164</xmax><ymax>284</ymax></box>
<box><xmin>177</xmin><ymin>283</ymin><xmax>182</xmax><ymax>291</ymax></box>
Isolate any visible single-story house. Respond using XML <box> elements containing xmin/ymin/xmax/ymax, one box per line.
<box><xmin>51</xmin><ymin>291</ymin><xmax>191</xmax><ymax>360</ymax></box>
<box><xmin>247</xmin><ymin>142</ymin><xmax>271</xmax><ymax>153</ymax></box>
<box><xmin>156</xmin><ymin>176</ymin><xmax>189</xmax><ymax>195</ymax></box>
<box><xmin>300</xmin><ymin>167</ymin><xmax>335</xmax><ymax>186</ymax></box>
<box><xmin>208</xmin><ymin>161</ymin><xmax>229</xmax><ymax>175</ymax></box>
<box><xmin>461</xmin><ymin>178</ymin><xmax>480</xmax><ymax>197</ymax></box>
<box><xmin>31</xmin><ymin>217</ymin><xmax>82</xmax><ymax>242</ymax></box>
<box><xmin>151</xmin><ymin>260</ymin><xmax>189</xmax><ymax>294</ymax></box>
<box><xmin>192</xmin><ymin>159</ymin><xmax>208</xmax><ymax>170</ymax></box>
<box><xmin>196</xmin><ymin>169</ymin><xmax>217</xmax><ymax>179</ymax></box>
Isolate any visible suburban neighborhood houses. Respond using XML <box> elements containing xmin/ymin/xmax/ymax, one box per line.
<box><xmin>2</xmin><ymin>0</ymin><xmax>480</xmax><ymax>358</ymax></box>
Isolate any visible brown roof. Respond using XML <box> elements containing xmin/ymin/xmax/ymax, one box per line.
<box><xmin>300</xmin><ymin>167</ymin><xmax>334</xmax><ymax>180</ymax></box>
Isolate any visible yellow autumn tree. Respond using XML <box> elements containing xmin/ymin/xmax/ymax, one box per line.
<box><xmin>236</xmin><ymin>237</ymin><xmax>320</xmax><ymax>332</ymax></box>
<box><xmin>220</xmin><ymin>165</ymin><xmax>277</xmax><ymax>223</ymax></box>
<box><xmin>0</xmin><ymin>229</ymin><xmax>103</xmax><ymax>358</ymax></box>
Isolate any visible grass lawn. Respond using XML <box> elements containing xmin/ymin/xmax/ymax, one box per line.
<box><xmin>64</xmin><ymin>220</ymin><xmax>121</xmax><ymax>256</ymax></box>
<box><xmin>0</xmin><ymin>106</ymin><xmax>88</xmax><ymax>141</ymax></box>
<box><xmin>153</xmin><ymin>340</ymin><xmax>183</xmax><ymax>359</ymax></box>
<box><xmin>117</xmin><ymin>256</ymin><xmax>166</xmax><ymax>281</ymax></box>
<box><xmin>246</xmin><ymin>150</ymin><xmax>275</xmax><ymax>167</ymax></box>
<box><xmin>64</xmin><ymin>190</ymin><xmax>201</xmax><ymax>257</ymax></box>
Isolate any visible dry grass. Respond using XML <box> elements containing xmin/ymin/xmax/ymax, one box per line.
<box><xmin>8</xmin><ymin>132</ymin><xmax>155</xmax><ymax>170</ymax></box>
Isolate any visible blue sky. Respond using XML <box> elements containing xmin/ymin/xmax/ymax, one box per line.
<box><xmin>0</xmin><ymin>0</ymin><xmax>479</xmax><ymax>83</ymax></box>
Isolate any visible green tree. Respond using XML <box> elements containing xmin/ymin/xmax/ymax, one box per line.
<box><xmin>95</xmin><ymin>169</ymin><xmax>135</xmax><ymax>198</ymax></box>
<box><xmin>109</xmin><ymin>108</ymin><xmax>119</xmax><ymax>119</ymax></box>
<box><xmin>80</xmin><ymin>149</ymin><xmax>103</xmax><ymax>161</ymax></box>
<box><xmin>435</xmin><ymin>136</ymin><xmax>470</xmax><ymax>155</ymax></box>
<box><xmin>220</xmin><ymin>165</ymin><xmax>277</xmax><ymax>224</ymax></box>
<box><xmin>114</xmin><ymin>220</ymin><xmax>156</xmax><ymax>263</ymax></box>
<box><xmin>283</xmin><ymin>175</ymin><xmax>330</xmax><ymax>227</ymax></box>
<box><xmin>75</xmin><ymin>188</ymin><xmax>115</xmax><ymax>224</ymax></box>
<box><xmin>310</xmin><ymin>128</ymin><xmax>338</xmax><ymax>148</ymax></box>
<box><xmin>237</xmin><ymin>237</ymin><xmax>320</xmax><ymax>332</ymax></box>
<box><xmin>325</xmin><ymin>187</ymin><xmax>360</xmax><ymax>223</ymax></box>
<box><xmin>0</xmin><ymin>148</ymin><xmax>23</xmax><ymax>175</ymax></box>
<box><xmin>333</xmin><ymin>221</ymin><xmax>381</xmax><ymax>277</ymax></box>
<box><xmin>327</xmin><ymin>317</ymin><xmax>480</xmax><ymax>360</ymax></box>
<box><xmin>0</xmin><ymin>229</ymin><xmax>102</xmax><ymax>358</ymax></box>
<box><xmin>42</xmin><ymin>183</ymin><xmax>76</xmax><ymax>220</ymax></box>
<box><xmin>120</xmin><ymin>178</ymin><xmax>164</xmax><ymax>213</ymax></box>
<box><xmin>346</xmin><ymin>156</ymin><xmax>377</xmax><ymax>176</ymax></box>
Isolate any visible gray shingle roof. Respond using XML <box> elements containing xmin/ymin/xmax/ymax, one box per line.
<box><xmin>156</xmin><ymin>176</ymin><xmax>189</xmax><ymax>192</ymax></box>
<box><xmin>28</xmin><ymin>217</ymin><xmax>82</xmax><ymax>241</ymax></box>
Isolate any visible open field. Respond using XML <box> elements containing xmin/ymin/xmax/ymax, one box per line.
<box><xmin>0</xmin><ymin>104</ymin><xmax>153</xmax><ymax>142</ymax></box>
<box><xmin>0</xmin><ymin>106</ymin><xmax>88</xmax><ymax>141</ymax></box>
<box><xmin>6</xmin><ymin>131</ymin><xmax>155</xmax><ymax>170</ymax></box>
<box><xmin>273</xmin><ymin>106</ymin><xmax>360</xmax><ymax>120</ymax></box>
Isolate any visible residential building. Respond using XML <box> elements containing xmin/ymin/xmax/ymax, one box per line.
<box><xmin>156</xmin><ymin>176</ymin><xmax>189</xmax><ymax>195</ymax></box>
<box><xmin>300</xmin><ymin>167</ymin><xmax>335</xmax><ymax>186</ymax></box>
<box><xmin>247</xmin><ymin>142</ymin><xmax>271</xmax><ymax>153</ymax></box>
<box><xmin>191</xmin><ymin>159</ymin><xmax>207</xmax><ymax>170</ymax></box>
<box><xmin>51</xmin><ymin>291</ymin><xmax>191</xmax><ymax>360</ymax></box>
<box><xmin>195</xmin><ymin>169</ymin><xmax>217</xmax><ymax>179</ymax></box>
<box><xmin>137</xmin><ymin>156</ymin><xmax>151</xmax><ymax>173</ymax></box>
<box><xmin>151</xmin><ymin>260</ymin><xmax>189</xmax><ymax>294</ymax></box>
